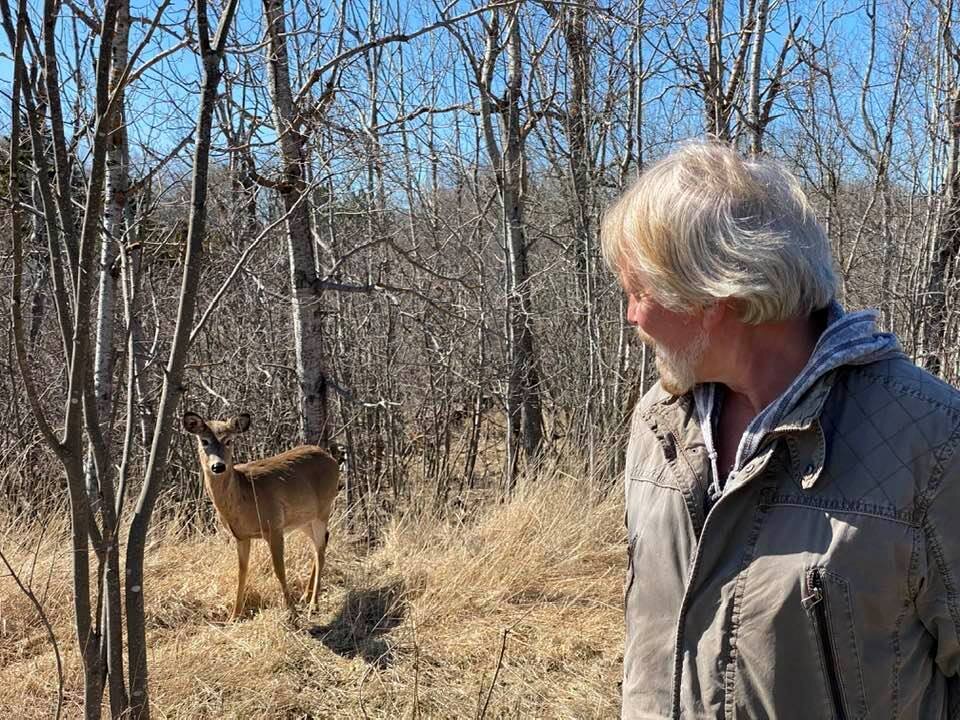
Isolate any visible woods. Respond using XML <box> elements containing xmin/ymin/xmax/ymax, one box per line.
<box><xmin>3</xmin><ymin>0</ymin><xmax>960</xmax><ymax>716</ymax></box>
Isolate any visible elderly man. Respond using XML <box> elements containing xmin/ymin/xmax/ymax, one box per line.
<box><xmin>602</xmin><ymin>141</ymin><xmax>960</xmax><ymax>719</ymax></box>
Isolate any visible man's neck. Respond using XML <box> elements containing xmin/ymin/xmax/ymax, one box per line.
<box><xmin>708</xmin><ymin>313</ymin><xmax>825</xmax><ymax>416</ymax></box>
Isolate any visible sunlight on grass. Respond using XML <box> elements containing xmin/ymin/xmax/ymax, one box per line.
<box><xmin>0</xmin><ymin>463</ymin><xmax>625</xmax><ymax>719</ymax></box>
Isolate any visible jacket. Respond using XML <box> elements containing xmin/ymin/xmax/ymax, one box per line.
<box><xmin>623</xmin><ymin>317</ymin><xmax>960</xmax><ymax>719</ymax></box>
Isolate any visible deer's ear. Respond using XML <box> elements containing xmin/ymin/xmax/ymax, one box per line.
<box><xmin>232</xmin><ymin>413</ymin><xmax>251</xmax><ymax>434</ymax></box>
<box><xmin>329</xmin><ymin>443</ymin><xmax>348</xmax><ymax>466</ymax></box>
<box><xmin>182</xmin><ymin>412</ymin><xmax>206</xmax><ymax>435</ymax></box>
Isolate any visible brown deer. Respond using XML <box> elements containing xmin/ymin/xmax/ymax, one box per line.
<box><xmin>182</xmin><ymin>411</ymin><xmax>340</xmax><ymax>619</ymax></box>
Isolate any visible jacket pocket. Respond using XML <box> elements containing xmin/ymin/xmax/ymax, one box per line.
<box><xmin>802</xmin><ymin>567</ymin><xmax>867</xmax><ymax>720</ymax></box>
<box><xmin>625</xmin><ymin>533</ymin><xmax>637</xmax><ymax>610</ymax></box>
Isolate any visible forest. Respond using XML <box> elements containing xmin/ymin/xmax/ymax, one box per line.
<box><xmin>1</xmin><ymin>0</ymin><xmax>959</xmax><ymax>716</ymax></box>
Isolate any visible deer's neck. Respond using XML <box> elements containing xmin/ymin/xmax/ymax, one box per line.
<box><xmin>203</xmin><ymin>468</ymin><xmax>242</xmax><ymax>518</ymax></box>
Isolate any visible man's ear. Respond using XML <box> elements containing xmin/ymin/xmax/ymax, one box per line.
<box><xmin>231</xmin><ymin>413</ymin><xmax>251</xmax><ymax>434</ymax></box>
<box><xmin>182</xmin><ymin>412</ymin><xmax>206</xmax><ymax>435</ymax></box>
<box><xmin>701</xmin><ymin>299</ymin><xmax>732</xmax><ymax>332</ymax></box>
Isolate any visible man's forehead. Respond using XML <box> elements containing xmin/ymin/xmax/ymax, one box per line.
<box><xmin>620</xmin><ymin>265</ymin><xmax>652</xmax><ymax>295</ymax></box>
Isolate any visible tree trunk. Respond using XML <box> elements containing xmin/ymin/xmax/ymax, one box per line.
<box><xmin>124</xmin><ymin>2</ymin><xmax>238</xmax><ymax>714</ymax></box>
<box><xmin>926</xmin><ymin>81</ymin><xmax>960</xmax><ymax>376</ymax></box>
<box><xmin>125</xmin><ymin>190</ymin><xmax>157</xmax><ymax>449</ymax></box>
<box><xmin>84</xmin><ymin>7</ymin><xmax>133</xmax><ymax>712</ymax></box>
<box><xmin>4</xmin><ymin>7</ymin><xmax>108</xmax><ymax>715</ymax></box>
<box><xmin>561</xmin><ymin>3</ymin><xmax>592</xmax><ymax>301</ymax></box>
<box><xmin>747</xmin><ymin>0</ymin><xmax>769</xmax><ymax>154</ymax></box>
<box><xmin>501</xmin><ymin>9</ymin><xmax>543</xmax><ymax>486</ymax></box>
<box><xmin>262</xmin><ymin>0</ymin><xmax>330</xmax><ymax>445</ymax></box>
<box><xmin>60</xmin><ymin>0</ymin><xmax>122</xmax><ymax>713</ymax></box>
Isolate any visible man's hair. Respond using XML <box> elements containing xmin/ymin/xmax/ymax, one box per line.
<box><xmin>601</xmin><ymin>140</ymin><xmax>838</xmax><ymax>324</ymax></box>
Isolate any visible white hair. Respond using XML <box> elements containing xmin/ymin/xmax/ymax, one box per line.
<box><xmin>601</xmin><ymin>141</ymin><xmax>837</xmax><ymax>324</ymax></box>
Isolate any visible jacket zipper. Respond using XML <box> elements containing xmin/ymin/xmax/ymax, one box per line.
<box><xmin>667</xmin><ymin>472</ymin><xmax>773</xmax><ymax>718</ymax></box>
<box><xmin>803</xmin><ymin>568</ymin><xmax>847</xmax><ymax>720</ymax></box>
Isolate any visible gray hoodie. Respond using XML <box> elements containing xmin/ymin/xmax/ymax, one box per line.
<box><xmin>693</xmin><ymin>302</ymin><xmax>903</xmax><ymax>503</ymax></box>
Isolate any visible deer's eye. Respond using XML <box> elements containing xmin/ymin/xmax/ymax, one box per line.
<box><xmin>201</xmin><ymin>438</ymin><xmax>210</xmax><ymax>447</ymax></box>
<box><xmin>223</xmin><ymin>439</ymin><xmax>232</xmax><ymax>447</ymax></box>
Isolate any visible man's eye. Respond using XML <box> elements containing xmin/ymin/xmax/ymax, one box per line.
<box><xmin>224</xmin><ymin>439</ymin><xmax>232</xmax><ymax>447</ymax></box>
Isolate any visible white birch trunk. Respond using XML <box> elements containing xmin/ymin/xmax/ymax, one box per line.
<box><xmin>262</xmin><ymin>0</ymin><xmax>329</xmax><ymax>444</ymax></box>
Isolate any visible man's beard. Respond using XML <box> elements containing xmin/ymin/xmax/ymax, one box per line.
<box><xmin>636</xmin><ymin>328</ymin><xmax>708</xmax><ymax>395</ymax></box>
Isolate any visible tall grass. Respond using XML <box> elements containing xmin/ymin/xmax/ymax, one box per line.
<box><xmin>0</xmin><ymin>460</ymin><xmax>625</xmax><ymax>719</ymax></box>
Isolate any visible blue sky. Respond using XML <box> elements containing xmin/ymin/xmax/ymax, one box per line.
<box><xmin>0</xmin><ymin>0</ymin><xmax>936</xmax><ymax>197</ymax></box>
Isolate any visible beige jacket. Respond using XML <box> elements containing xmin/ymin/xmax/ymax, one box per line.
<box><xmin>623</xmin><ymin>355</ymin><xmax>960</xmax><ymax>719</ymax></box>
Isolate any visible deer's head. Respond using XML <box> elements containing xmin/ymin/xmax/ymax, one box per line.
<box><xmin>182</xmin><ymin>412</ymin><xmax>251</xmax><ymax>477</ymax></box>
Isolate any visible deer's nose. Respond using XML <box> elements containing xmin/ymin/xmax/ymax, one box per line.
<box><xmin>211</xmin><ymin>462</ymin><xmax>226</xmax><ymax>475</ymax></box>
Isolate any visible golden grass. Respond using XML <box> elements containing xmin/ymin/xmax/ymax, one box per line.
<box><xmin>0</xmin><ymin>468</ymin><xmax>625</xmax><ymax>719</ymax></box>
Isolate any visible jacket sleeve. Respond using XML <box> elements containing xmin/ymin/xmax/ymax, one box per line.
<box><xmin>917</xmin><ymin>431</ymin><xmax>960</xmax><ymax>677</ymax></box>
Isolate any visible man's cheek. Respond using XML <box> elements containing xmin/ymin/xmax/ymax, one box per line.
<box><xmin>635</xmin><ymin>328</ymin><xmax>656</xmax><ymax>347</ymax></box>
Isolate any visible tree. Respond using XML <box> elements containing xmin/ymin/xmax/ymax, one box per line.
<box><xmin>925</xmin><ymin>0</ymin><xmax>960</xmax><ymax>376</ymax></box>
<box><xmin>3</xmin><ymin>0</ymin><xmax>239</xmax><ymax>714</ymax></box>
<box><xmin>261</xmin><ymin>0</ymin><xmax>334</xmax><ymax>446</ymax></box>
<box><xmin>448</xmin><ymin>2</ymin><xmax>545</xmax><ymax>489</ymax></box>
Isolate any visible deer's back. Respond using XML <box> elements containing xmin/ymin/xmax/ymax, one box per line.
<box><xmin>228</xmin><ymin>446</ymin><xmax>339</xmax><ymax>533</ymax></box>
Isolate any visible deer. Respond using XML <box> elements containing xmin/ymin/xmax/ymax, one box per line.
<box><xmin>182</xmin><ymin>411</ymin><xmax>340</xmax><ymax>620</ymax></box>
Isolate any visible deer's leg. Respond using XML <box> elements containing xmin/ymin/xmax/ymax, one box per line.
<box><xmin>304</xmin><ymin>519</ymin><xmax>329</xmax><ymax>609</ymax></box>
<box><xmin>267</xmin><ymin>529</ymin><xmax>295</xmax><ymax>613</ymax></box>
<box><xmin>232</xmin><ymin>538</ymin><xmax>251</xmax><ymax>620</ymax></box>
<box><xmin>300</xmin><ymin>526</ymin><xmax>318</xmax><ymax>605</ymax></box>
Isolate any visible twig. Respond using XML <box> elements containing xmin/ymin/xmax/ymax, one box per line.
<box><xmin>188</xmin><ymin>182</ymin><xmax>317</xmax><ymax>345</ymax></box>
<box><xmin>358</xmin><ymin>659</ymin><xmax>373</xmax><ymax>719</ymax></box>
<box><xmin>0</xmin><ymin>545</ymin><xmax>63</xmax><ymax>720</ymax></box>
<box><xmin>197</xmin><ymin>374</ymin><xmax>230</xmax><ymax>406</ymax></box>
<box><xmin>477</xmin><ymin>627</ymin><xmax>508</xmax><ymax>720</ymax></box>
<box><xmin>412</xmin><ymin>619</ymin><xmax>420</xmax><ymax>720</ymax></box>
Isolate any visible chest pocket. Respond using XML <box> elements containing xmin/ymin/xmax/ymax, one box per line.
<box><xmin>626</xmin><ymin>464</ymin><xmax>676</xmax><ymax>538</ymax></box>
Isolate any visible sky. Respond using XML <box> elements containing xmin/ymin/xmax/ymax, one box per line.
<box><xmin>0</xmin><ymin>0</ymin><xmax>938</xmax><ymax>197</ymax></box>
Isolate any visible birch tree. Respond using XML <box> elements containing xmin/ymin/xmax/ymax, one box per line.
<box><xmin>925</xmin><ymin>0</ymin><xmax>960</xmax><ymax>375</ymax></box>
<box><xmin>447</xmin><ymin>2</ymin><xmax>544</xmax><ymax>488</ymax></box>
<box><xmin>3</xmin><ymin>0</ymin><xmax>239</xmax><ymax>714</ymax></box>
<box><xmin>665</xmin><ymin>0</ymin><xmax>798</xmax><ymax>148</ymax></box>
<box><xmin>260</xmin><ymin>0</ymin><xmax>335</xmax><ymax>445</ymax></box>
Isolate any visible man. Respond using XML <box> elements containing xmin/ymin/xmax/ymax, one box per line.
<box><xmin>602</xmin><ymin>141</ymin><xmax>960</xmax><ymax>719</ymax></box>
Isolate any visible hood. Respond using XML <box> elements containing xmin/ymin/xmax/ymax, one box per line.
<box><xmin>694</xmin><ymin>301</ymin><xmax>903</xmax><ymax>501</ymax></box>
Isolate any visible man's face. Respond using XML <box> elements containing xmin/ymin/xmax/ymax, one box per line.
<box><xmin>626</xmin><ymin>287</ymin><xmax>709</xmax><ymax>395</ymax></box>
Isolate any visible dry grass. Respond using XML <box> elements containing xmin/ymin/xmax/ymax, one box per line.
<box><xmin>0</xmin><ymin>467</ymin><xmax>625</xmax><ymax>719</ymax></box>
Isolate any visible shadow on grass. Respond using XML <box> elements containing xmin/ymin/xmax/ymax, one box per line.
<box><xmin>307</xmin><ymin>583</ymin><xmax>405</xmax><ymax>668</ymax></box>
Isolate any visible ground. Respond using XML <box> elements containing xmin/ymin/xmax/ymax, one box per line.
<box><xmin>0</xmin><ymin>475</ymin><xmax>624</xmax><ymax>719</ymax></box>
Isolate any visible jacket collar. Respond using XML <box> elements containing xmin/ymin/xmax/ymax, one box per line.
<box><xmin>691</xmin><ymin>301</ymin><xmax>903</xmax><ymax>494</ymax></box>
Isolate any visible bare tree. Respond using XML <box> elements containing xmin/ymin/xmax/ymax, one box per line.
<box><xmin>448</xmin><ymin>3</ymin><xmax>545</xmax><ymax>488</ymax></box>
<box><xmin>3</xmin><ymin>0</ymin><xmax>239</xmax><ymax>715</ymax></box>
<box><xmin>925</xmin><ymin>0</ymin><xmax>960</xmax><ymax>375</ymax></box>
<box><xmin>664</xmin><ymin>0</ymin><xmax>798</xmax><ymax>149</ymax></box>
<box><xmin>261</xmin><ymin>0</ymin><xmax>335</xmax><ymax>446</ymax></box>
